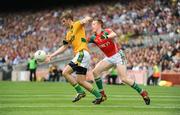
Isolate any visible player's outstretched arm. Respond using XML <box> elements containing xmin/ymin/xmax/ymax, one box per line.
<box><xmin>80</xmin><ymin>16</ymin><xmax>92</xmax><ymax>25</ymax></box>
<box><xmin>46</xmin><ymin>43</ymin><xmax>69</xmax><ymax>62</ymax></box>
<box><xmin>107</xmin><ymin>29</ymin><xmax>117</xmax><ymax>39</ymax></box>
<box><xmin>50</xmin><ymin>44</ymin><xmax>69</xmax><ymax>57</ymax></box>
<box><xmin>69</xmin><ymin>16</ymin><xmax>92</xmax><ymax>42</ymax></box>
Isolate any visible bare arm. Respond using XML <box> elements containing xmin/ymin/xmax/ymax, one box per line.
<box><xmin>79</xmin><ymin>16</ymin><xmax>92</xmax><ymax>25</ymax></box>
<box><xmin>101</xmin><ymin>29</ymin><xmax>117</xmax><ymax>40</ymax></box>
<box><xmin>50</xmin><ymin>45</ymin><xmax>69</xmax><ymax>58</ymax></box>
<box><xmin>69</xmin><ymin>16</ymin><xmax>92</xmax><ymax>41</ymax></box>
<box><xmin>46</xmin><ymin>44</ymin><xmax>69</xmax><ymax>62</ymax></box>
<box><xmin>107</xmin><ymin>29</ymin><xmax>117</xmax><ymax>38</ymax></box>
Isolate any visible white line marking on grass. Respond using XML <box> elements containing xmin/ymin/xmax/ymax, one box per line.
<box><xmin>1</xmin><ymin>98</ymin><xmax>179</xmax><ymax>101</ymax></box>
<box><xmin>111</xmin><ymin>95</ymin><xmax>180</xmax><ymax>98</ymax></box>
<box><xmin>0</xmin><ymin>105</ymin><xmax>180</xmax><ymax>109</ymax></box>
<box><xmin>0</xmin><ymin>94</ymin><xmax>180</xmax><ymax>98</ymax></box>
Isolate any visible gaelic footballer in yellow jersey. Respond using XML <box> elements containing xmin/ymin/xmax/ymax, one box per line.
<box><xmin>46</xmin><ymin>11</ymin><xmax>103</xmax><ymax>104</ymax></box>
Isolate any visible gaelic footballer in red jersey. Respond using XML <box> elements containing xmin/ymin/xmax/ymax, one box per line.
<box><xmin>89</xmin><ymin>28</ymin><xmax>120</xmax><ymax>57</ymax></box>
<box><xmin>88</xmin><ymin>19</ymin><xmax>150</xmax><ymax>105</ymax></box>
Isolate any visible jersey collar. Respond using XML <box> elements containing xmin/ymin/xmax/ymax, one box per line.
<box><xmin>69</xmin><ymin>22</ymin><xmax>74</xmax><ymax>30</ymax></box>
<box><xmin>95</xmin><ymin>29</ymin><xmax>105</xmax><ymax>36</ymax></box>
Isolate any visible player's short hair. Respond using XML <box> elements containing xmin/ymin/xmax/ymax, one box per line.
<box><xmin>94</xmin><ymin>18</ymin><xmax>104</xmax><ymax>27</ymax></box>
<box><xmin>60</xmin><ymin>10</ymin><xmax>73</xmax><ymax>20</ymax></box>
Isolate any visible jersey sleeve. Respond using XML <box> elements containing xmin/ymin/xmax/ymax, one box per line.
<box><xmin>63</xmin><ymin>39</ymin><xmax>69</xmax><ymax>45</ymax></box>
<box><xmin>88</xmin><ymin>35</ymin><xmax>96</xmax><ymax>43</ymax></box>
<box><xmin>105</xmin><ymin>28</ymin><xmax>111</xmax><ymax>34</ymax></box>
<box><xmin>65</xmin><ymin>32</ymin><xmax>71</xmax><ymax>42</ymax></box>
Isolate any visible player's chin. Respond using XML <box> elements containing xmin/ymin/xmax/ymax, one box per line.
<box><xmin>92</xmin><ymin>29</ymin><xmax>96</xmax><ymax>33</ymax></box>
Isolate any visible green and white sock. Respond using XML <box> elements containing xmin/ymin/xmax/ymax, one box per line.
<box><xmin>95</xmin><ymin>77</ymin><xmax>103</xmax><ymax>92</ymax></box>
<box><xmin>91</xmin><ymin>88</ymin><xmax>101</xmax><ymax>99</ymax></box>
<box><xmin>73</xmin><ymin>84</ymin><xmax>85</xmax><ymax>94</ymax></box>
<box><xmin>131</xmin><ymin>82</ymin><xmax>143</xmax><ymax>94</ymax></box>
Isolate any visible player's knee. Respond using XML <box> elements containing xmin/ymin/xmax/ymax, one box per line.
<box><xmin>77</xmin><ymin>80</ymin><xmax>85</xmax><ymax>86</ymax></box>
<box><xmin>92</xmin><ymin>70</ymin><xmax>99</xmax><ymax>78</ymax></box>
<box><xmin>62</xmin><ymin>70</ymin><xmax>69</xmax><ymax>77</ymax></box>
<box><xmin>121</xmin><ymin>77</ymin><xmax>128</xmax><ymax>83</ymax></box>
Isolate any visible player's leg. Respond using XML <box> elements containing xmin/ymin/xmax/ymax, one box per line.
<box><xmin>62</xmin><ymin>65</ymin><xmax>85</xmax><ymax>96</ymax></box>
<box><xmin>116</xmin><ymin>64</ymin><xmax>134</xmax><ymax>85</ymax></box>
<box><xmin>76</xmin><ymin>73</ymin><xmax>102</xmax><ymax>104</ymax></box>
<box><xmin>73</xmin><ymin>50</ymin><xmax>103</xmax><ymax>104</ymax></box>
<box><xmin>116</xmin><ymin>64</ymin><xmax>150</xmax><ymax>105</ymax></box>
<box><xmin>107</xmin><ymin>49</ymin><xmax>151</xmax><ymax>105</ymax></box>
<box><xmin>93</xmin><ymin>59</ymin><xmax>113</xmax><ymax>101</ymax></box>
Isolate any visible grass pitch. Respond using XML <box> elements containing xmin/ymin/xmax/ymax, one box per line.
<box><xmin>0</xmin><ymin>82</ymin><xmax>180</xmax><ymax>115</ymax></box>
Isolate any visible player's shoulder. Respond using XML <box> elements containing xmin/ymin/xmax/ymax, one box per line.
<box><xmin>74</xmin><ymin>20</ymin><xmax>81</xmax><ymax>25</ymax></box>
<box><xmin>105</xmin><ymin>28</ymin><xmax>112</xmax><ymax>33</ymax></box>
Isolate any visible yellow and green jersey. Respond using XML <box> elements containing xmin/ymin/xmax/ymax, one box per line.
<box><xmin>65</xmin><ymin>20</ymin><xmax>89</xmax><ymax>54</ymax></box>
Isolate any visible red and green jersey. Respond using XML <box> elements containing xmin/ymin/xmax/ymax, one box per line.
<box><xmin>88</xmin><ymin>28</ymin><xmax>120</xmax><ymax>57</ymax></box>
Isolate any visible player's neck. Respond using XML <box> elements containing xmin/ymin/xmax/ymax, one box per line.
<box><xmin>69</xmin><ymin>20</ymin><xmax>74</xmax><ymax>28</ymax></box>
<box><xmin>96</xmin><ymin>28</ymin><xmax>102</xmax><ymax>35</ymax></box>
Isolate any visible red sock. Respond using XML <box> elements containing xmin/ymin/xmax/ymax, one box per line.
<box><xmin>100</xmin><ymin>90</ymin><xmax>105</xmax><ymax>96</ymax></box>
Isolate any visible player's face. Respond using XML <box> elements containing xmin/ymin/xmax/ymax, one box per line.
<box><xmin>61</xmin><ymin>18</ymin><xmax>69</xmax><ymax>27</ymax></box>
<box><xmin>91</xmin><ymin>21</ymin><xmax>100</xmax><ymax>33</ymax></box>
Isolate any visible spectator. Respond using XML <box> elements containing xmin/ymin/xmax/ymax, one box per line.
<box><xmin>0</xmin><ymin>0</ymin><xmax>179</xmax><ymax>75</ymax></box>
<box><xmin>27</xmin><ymin>54</ymin><xmax>37</xmax><ymax>81</ymax></box>
<box><xmin>48</xmin><ymin>64</ymin><xmax>60</xmax><ymax>82</ymax></box>
<box><xmin>106</xmin><ymin>67</ymin><xmax>118</xmax><ymax>85</ymax></box>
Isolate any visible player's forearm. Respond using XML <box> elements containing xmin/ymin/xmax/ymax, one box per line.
<box><xmin>50</xmin><ymin>45</ymin><xmax>68</xmax><ymax>58</ymax></box>
<box><xmin>70</xmin><ymin>17</ymin><xmax>92</xmax><ymax>40</ymax></box>
<box><xmin>72</xmin><ymin>16</ymin><xmax>92</xmax><ymax>36</ymax></box>
<box><xmin>107</xmin><ymin>32</ymin><xmax>117</xmax><ymax>38</ymax></box>
<box><xmin>80</xmin><ymin>16</ymin><xmax>92</xmax><ymax>24</ymax></box>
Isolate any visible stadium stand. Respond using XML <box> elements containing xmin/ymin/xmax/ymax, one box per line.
<box><xmin>0</xmin><ymin>0</ymin><xmax>179</xmax><ymax>73</ymax></box>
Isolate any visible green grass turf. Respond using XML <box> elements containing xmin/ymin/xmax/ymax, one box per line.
<box><xmin>0</xmin><ymin>81</ymin><xmax>180</xmax><ymax>115</ymax></box>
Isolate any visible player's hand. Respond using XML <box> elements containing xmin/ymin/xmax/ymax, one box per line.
<box><xmin>45</xmin><ymin>55</ymin><xmax>52</xmax><ymax>63</ymax></box>
<box><xmin>80</xmin><ymin>16</ymin><xmax>93</xmax><ymax>24</ymax></box>
<box><xmin>85</xmin><ymin>16</ymin><xmax>92</xmax><ymax>21</ymax></box>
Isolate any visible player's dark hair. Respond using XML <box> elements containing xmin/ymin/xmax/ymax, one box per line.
<box><xmin>94</xmin><ymin>18</ymin><xmax>104</xmax><ymax>27</ymax></box>
<box><xmin>60</xmin><ymin>11</ymin><xmax>73</xmax><ymax>20</ymax></box>
<box><xmin>97</xmin><ymin>19</ymin><xmax>104</xmax><ymax>26</ymax></box>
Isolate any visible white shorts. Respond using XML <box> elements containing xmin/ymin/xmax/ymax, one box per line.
<box><xmin>71</xmin><ymin>50</ymin><xmax>90</xmax><ymax>69</ymax></box>
<box><xmin>103</xmin><ymin>50</ymin><xmax>127</xmax><ymax>65</ymax></box>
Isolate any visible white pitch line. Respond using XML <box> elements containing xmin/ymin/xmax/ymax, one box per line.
<box><xmin>0</xmin><ymin>94</ymin><xmax>180</xmax><ymax>98</ymax></box>
<box><xmin>0</xmin><ymin>105</ymin><xmax>180</xmax><ymax>109</ymax></box>
<box><xmin>1</xmin><ymin>98</ymin><xmax>179</xmax><ymax>101</ymax></box>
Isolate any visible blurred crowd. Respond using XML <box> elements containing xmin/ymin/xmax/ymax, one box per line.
<box><xmin>126</xmin><ymin>40</ymin><xmax>180</xmax><ymax>72</ymax></box>
<box><xmin>0</xmin><ymin>0</ymin><xmax>179</xmax><ymax>72</ymax></box>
